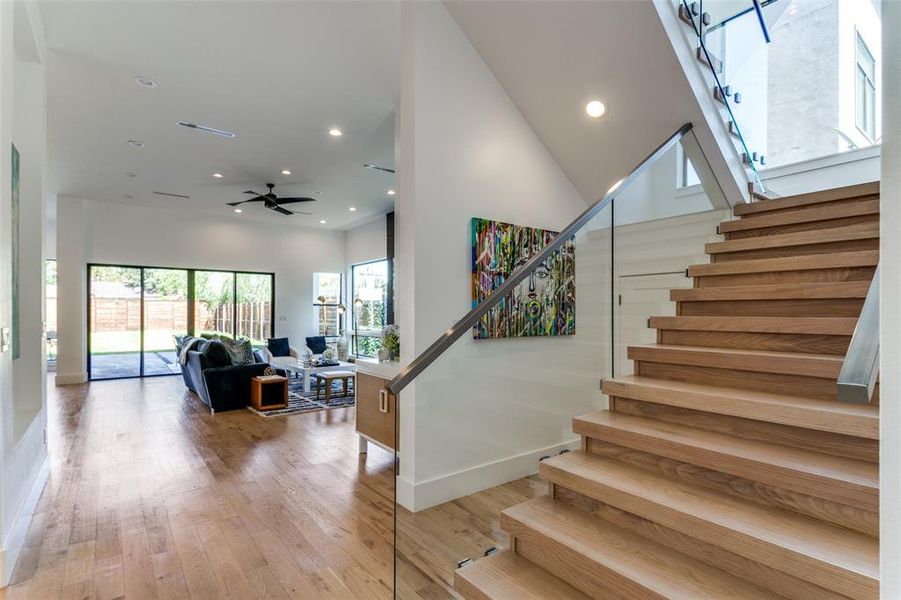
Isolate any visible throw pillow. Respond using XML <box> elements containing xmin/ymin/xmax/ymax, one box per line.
<box><xmin>203</xmin><ymin>340</ymin><xmax>233</xmax><ymax>368</ymax></box>
<box><xmin>267</xmin><ymin>337</ymin><xmax>291</xmax><ymax>357</ymax></box>
<box><xmin>305</xmin><ymin>336</ymin><xmax>327</xmax><ymax>354</ymax></box>
<box><xmin>222</xmin><ymin>337</ymin><xmax>255</xmax><ymax>365</ymax></box>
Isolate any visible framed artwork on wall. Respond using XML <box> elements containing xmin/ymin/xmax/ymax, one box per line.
<box><xmin>471</xmin><ymin>217</ymin><xmax>575</xmax><ymax>340</ymax></box>
<box><xmin>11</xmin><ymin>144</ymin><xmax>20</xmax><ymax>359</ymax></box>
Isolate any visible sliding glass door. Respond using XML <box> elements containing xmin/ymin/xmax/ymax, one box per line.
<box><xmin>142</xmin><ymin>268</ymin><xmax>189</xmax><ymax>376</ymax></box>
<box><xmin>88</xmin><ymin>265</ymin><xmax>143</xmax><ymax>379</ymax></box>
<box><xmin>194</xmin><ymin>271</ymin><xmax>235</xmax><ymax>339</ymax></box>
<box><xmin>87</xmin><ymin>264</ymin><xmax>274</xmax><ymax>380</ymax></box>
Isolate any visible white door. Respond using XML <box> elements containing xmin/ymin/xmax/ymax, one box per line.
<box><xmin>614</xmin><ymin>272</ymin><xmax>691</xmax><ymax>377</ymax></box>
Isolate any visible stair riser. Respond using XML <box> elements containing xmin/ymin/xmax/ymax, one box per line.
<box><xmin>659</xmin><ymin>330</ymin><xmax>851</xmax><ymax>355</ymax></box>
<box><xmin>612</xmin><ymin>398</ymin><xmax>878</xmax><ymax>463</ymax></box>
<box><xmin>584</xmin><ymin>439</ymin><xmax>878</xmax><ymax>537</ymax></box>
<box><xmin>678</xmin><ymin>298</ymin><xmax>864</xmax><ymax>318</ymax></box>
<box><xmin>540</xmin><ymin>461</ymin><xmax>878</xmax><ymax>599</ymax></box>
<box><xmin>500</xmin><ymin>517</ymin><xmax>656</xmax><ymax>600</ymax></box>
<box><xmin>552</xmin><ymin>486</ymin><xmax>852</xmax><ymax>600</ymax></box>
<box><xmin>724</xmin><ymin>214</ymin><xmax>879</xmax><ymax>240</ymax></box>
<box><xmin>575</xmin><ymin>424</ymin><xmax>877</xmax><ymax>513</ymax></box>
<box><xmin>695</xmin><ymin>267</ymin><xmax>876</xmax><ymax>288</ymax></box>
<box><xmin>635</xmin><ymin>361</ymin><xmax>839</xmax><ymax>401</ymax></box>
<box><xmin>712</xmin><ymin>239</ymin><xmax>879</xmax><ymax>262</ymax></box>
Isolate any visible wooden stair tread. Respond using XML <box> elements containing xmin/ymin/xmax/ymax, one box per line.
<box><xmin>671</xmin><ymin>280</ymin><xmax>869</xmax><ymax>301</ymax></box>
<box><xmin>628</xmin><ymin>344</ymin><xmax>843</xmax><ymax>378</ymax></box>
<box><xmin>687</xmin><ymin>250</ymin><xmax>879</xmax><ymax>277</ymax></box>
<box><xmin>573</xmin><ymin>411</ymin><xmax>877</xmax><ymax>510</ymax></box>
<box><xmin>502</xmin><ymin>496</ymin><xmax>778</xmax><ymax>599</ymax></box>
<box><xmin>722</xmin><ymin>198</ymin><xmax>879</xmax><ymax>232</ymax></box>
<box><xmin>454</xmin><ymin>551</ymin><xmax>590</xmax><ymax>600</ymax></box>
<box><xmin>649</xmin><ymin>316</ymin><xmax>856</xmax><ymax>335</ymax></box>
<box><xmin>602</xmin><ymin>375</ymin><xmax>878</xmax><ymax>439</ymax></box>
<box><xmin>706</xmin><ymin>223</ymin><xmax>878</xmax><ymax>255</ymax></box>
<box><xmin>735</xmin><ymin>182</ymin><xmax>879</xmax><ymax>216</ymax></box>
<box><xmin>540</xmin><ymin>451</ymin><xmax>878</xmax><ymax>599</ymax></box>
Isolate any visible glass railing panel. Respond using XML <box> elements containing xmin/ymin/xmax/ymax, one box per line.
<box><xmin>687</xmin><ymin>0</ymin><xmax>883</xmax><ymax>178</ymax></box>
<box><xmin>392</xmin><ymin>130</ymin><xmax>720</xmax><ymax>597</ymax></box>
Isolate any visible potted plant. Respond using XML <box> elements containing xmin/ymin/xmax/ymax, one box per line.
<box><xmin>382</xmin><ymin>324</ymin><xmax>400</xmax><ymax>362</ymax></box>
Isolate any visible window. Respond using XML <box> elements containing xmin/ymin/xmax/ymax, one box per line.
<box><xmin>314</xmin><ymin>273</ymin><xmax>342</xmax><ymax>337</ymax></box>
<box><xmin>856</xmin><ymin>32</ymin><xmax>876</xmax><ymax>140</ymax></box>
<box><xmin>351</xmin><ymin>260</ymin><xmax>388</xmax><ymax>357</ymax></box>
<box><xmin>45</xmin><ymin>259</ymin><xmax>57</xmax><ymax>365</ymax></box>
<box><xmin>676</xmin><ymin>142</ymin><xmax>700</xmax><ymax>188</ymax></box>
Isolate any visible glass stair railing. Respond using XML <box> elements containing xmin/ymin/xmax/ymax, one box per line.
<box><xmin>678</xmin><ymin>0</ymin><xmax>778</xmax><ymax>194</ymax></box>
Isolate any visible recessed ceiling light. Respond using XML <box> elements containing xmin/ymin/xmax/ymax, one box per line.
<box><xmin>328</xmin><ymin>128</ymin><xmax>343</xmax><ymax>137</ymax></box>
<box><xmin>386</xmin><ymin>189</ymin><xmax>396</xmax><ymax>196</ymax></box>
<box><xmin>234</xmin><ymin>208</ymin><xmax>243</xmax><ymax>214</ymax></box>
<box><xmin>127</xmin><ymin>140</ymin><xmax>145</xmax><ymax>148</ymax></box>
<box><xmin>134</xmin><ymin>75</ymin><xmax>157</xmax><ymax>88</ymax></box>
<box><xmin>177</xmin><ymin>121</ymin><xmax>236</xmax><ymax>138</ymax></box>
<box><xmin>585</xmin><ymin>100</ymin><xmax>607</xmax><ymax>118</ymax></box>
<box><xmin>212</xmin><ymin>172</ymin><xmax>224</xmax><ymax>178</ymax></box>
<box><xmin>280</xmin><ymin>169</ymin><xmax>292</xmax><ymax>175</ymax></box>
<box><xmin>314</xmin><ymin>190</ymin><xmax>322</xmax><ymax>195</ymax></box>
<box><xmin>319</xmin><ymin>219</ymin><xmax>327</xmax><ymax>224</ymax></box>
<box><xmin>348</xmin><ymin>206</ymin><xmax>357</xmax><ymax>212</ymax></box>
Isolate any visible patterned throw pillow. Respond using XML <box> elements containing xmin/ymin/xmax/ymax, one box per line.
<box><xmin>222</xmin><ymin>337</ymin><xmax>255</xmax><ymax>365</ymax></box>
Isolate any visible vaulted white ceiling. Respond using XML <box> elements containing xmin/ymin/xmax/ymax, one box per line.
<box><xmin>41</xmin><ymin>1</ymin><xmax>400</xmax><ymax>230</ymax></box>
<box><xmin>445</xmin><ymin>0</ymin><xmax>714</xmax><ymax>203</ymax></box>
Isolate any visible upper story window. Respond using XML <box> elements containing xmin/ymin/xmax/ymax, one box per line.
<box><xmin>855</xmin><ymin>32</ymin><xmax>876</xmax><ymax>141</ymax></box>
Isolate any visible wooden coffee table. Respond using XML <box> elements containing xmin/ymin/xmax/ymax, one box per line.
<box><xmin>314</xmin><ymin>370</ymin><xmax>355</xmax><ymax>401</ymax></box>
<box><xmin>280</xmin><ymin>361</ymin><xmax>357</xmax><ymax>393</ymax></box>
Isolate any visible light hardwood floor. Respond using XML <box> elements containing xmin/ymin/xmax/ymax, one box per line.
<box><xmin>3</xmin><ymin>376</ymin><xmax>540</xmax><ymax>599</ymax></box>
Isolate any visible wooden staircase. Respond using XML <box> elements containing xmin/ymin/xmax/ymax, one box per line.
<box><xmin>455</xmin><ymin>182</ymin><xmax>880</xmax><ymax>599</ymax></box>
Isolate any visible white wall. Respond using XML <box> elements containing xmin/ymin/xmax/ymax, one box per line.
<box><xmin>396</xmin><ymin>2</ymin><xmax>600</xmax><ymax>511</ymax></box>
<box><xmin>346</xmin><ymin>216</ymin><xmax>387</xmax><ymax>266</ymax></box>
<box><xmin>54</xmin><ymin>198</ymin><xmax>346</xmax><ymax>383</ymax></box>
<box><xmin>0</xmin><ymin>0</ymin><xmax>49</xmax><ymax>585</ymax></box>
<box><xmin>879</xmin><ymin>0</ymin><xmax>899</xmax><ymax>595</ymax></box>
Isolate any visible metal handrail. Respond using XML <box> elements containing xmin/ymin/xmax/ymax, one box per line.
<box><xmin>385</xmin><ymin>123</ymin><xmax>694</xmax><ymax>396</ymax></box>
<box><xmin>837</xmin><ymin>265</ymin><xmax>880</xmax><ymax>403</ymax></box>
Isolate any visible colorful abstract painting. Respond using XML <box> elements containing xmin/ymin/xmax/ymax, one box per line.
<box><xmin>11</xmin><ymin>144</ymin><xmax>19</xmax><ymax>359</ymax></box>
<box><xmin>471</xmin><ymin>217</ymin><xmax>575</xmax><ymax>340</ymax></box>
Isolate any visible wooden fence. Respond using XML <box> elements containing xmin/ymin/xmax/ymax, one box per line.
<box><xmin>90</xmin><ymin>298</ymin><xmax>271</xmax><ymax>339</ymax></box>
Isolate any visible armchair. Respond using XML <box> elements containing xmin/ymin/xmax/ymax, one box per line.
<box><xmin>259</xmin><ymin>337</ymin><xmax>313</xmax><ymax>367</ymax></box>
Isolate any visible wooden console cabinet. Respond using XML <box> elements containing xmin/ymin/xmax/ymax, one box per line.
<box><xmin>355</xmin><ymin>368</ymin><xmax>399</xmax><ymax>453</ymax></box>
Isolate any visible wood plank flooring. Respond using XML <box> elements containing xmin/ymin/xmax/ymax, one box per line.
<box><xmin>3</xmin><ymin>377</ymin><xmax>538</xmax><ymax>599</ymax></box>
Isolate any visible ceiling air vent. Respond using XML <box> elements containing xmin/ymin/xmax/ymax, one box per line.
<box><xmin>152</xmin><ymin>191</ymin><xmax>191</xmax><ymax>199</ymax></box>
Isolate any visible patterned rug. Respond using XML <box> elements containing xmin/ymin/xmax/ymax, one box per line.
<box><xmin>246</xmin><ymin>376</ymin><xmax>355</xmax><ymax>417</ymax></box>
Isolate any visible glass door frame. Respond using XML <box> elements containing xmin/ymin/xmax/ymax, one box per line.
<box><xmin>86</xmin><ymin>262</ymin><xmax>276</xmax><ymax>380</ymax></box>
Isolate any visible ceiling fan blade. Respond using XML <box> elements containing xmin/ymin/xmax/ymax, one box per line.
<box><xmin>274</xmin><ymin>197</ymin><xmax>316</xmax><ymax>204</ymax></box>
<box><xmin>270</xmin><ymin>205</ymin><xmax>294</xmax><ymax>216</ymax></box>
<box><xmin>227</xmin><ymin>197</ymin><xmax>266</xmax><ymax>206</ymax></box>
<box><xmin>243</xmin><ymin>190</ymin><xmax>262</xmax><ymax>195</ymax></box>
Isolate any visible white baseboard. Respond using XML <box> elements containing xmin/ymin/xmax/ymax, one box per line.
<box><xmin>54</xmin><ymin>371</ymin><xmax>87</xmax><ymax>385</ymax></box>
<box><xmin>0</xmin><ymin>455</ymin><xmax>50</xmax><ymax>586</ymax></box>
<box><xmin>401</xmin><ymin>438</ymin><xmax>580</xmax><ymax>512</ymax></box>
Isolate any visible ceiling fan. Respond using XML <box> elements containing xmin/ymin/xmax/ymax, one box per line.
<box><xmin>227</xmin><ymin>183</ymin><xmax>315</xmax><ymax>215</ymax></box>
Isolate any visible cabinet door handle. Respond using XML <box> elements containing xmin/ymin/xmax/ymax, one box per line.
<box><xmin>379</xmin><ymin>389</ymin><xmax>389</xmax><ymax>413</ymax></box>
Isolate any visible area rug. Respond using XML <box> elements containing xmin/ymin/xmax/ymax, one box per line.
<box><xmin>246</xmin><ymin>377</ymin><xmax>355</xmax><ymax>417</ymax></box>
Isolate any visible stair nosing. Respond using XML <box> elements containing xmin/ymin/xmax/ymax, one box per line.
<box><xmin>671</xmin><ymin>281</ymin><xmax>869</xmax><ymax>301</ymax></box>
<box><xmin>627</xmin><ymin>344</ymin><xmax>842</xmax><ymax>378</ymax></box>
<box><xmin>649</xmin><ymin>315</ymin><xmax>856</xmax><ymax>335</ymax></box>
<box><xmin>688</xmin><ymin>250</ymin><xmax>879</xmax><ymax>277</ymax></box>
<box><xmin>733</xmin><ymin>182</ymin><xmax>879</xmax><ymax>216</ymax></box>
<box><xmin>721</xmin><ymin>199</ymin><xmax>879</xmax><ymax>232</ymax></box>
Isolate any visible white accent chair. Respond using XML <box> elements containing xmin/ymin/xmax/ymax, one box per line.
<box><xmin>258</xmin><ymin>343</ymin><xmax>313</xmax><ymax>368</ymax></box>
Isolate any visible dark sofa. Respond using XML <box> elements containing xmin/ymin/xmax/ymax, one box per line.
<box><xmin>178</xmin><ymin>337</ymin><xmax>275</xmax><ymax>413</ymax></box>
